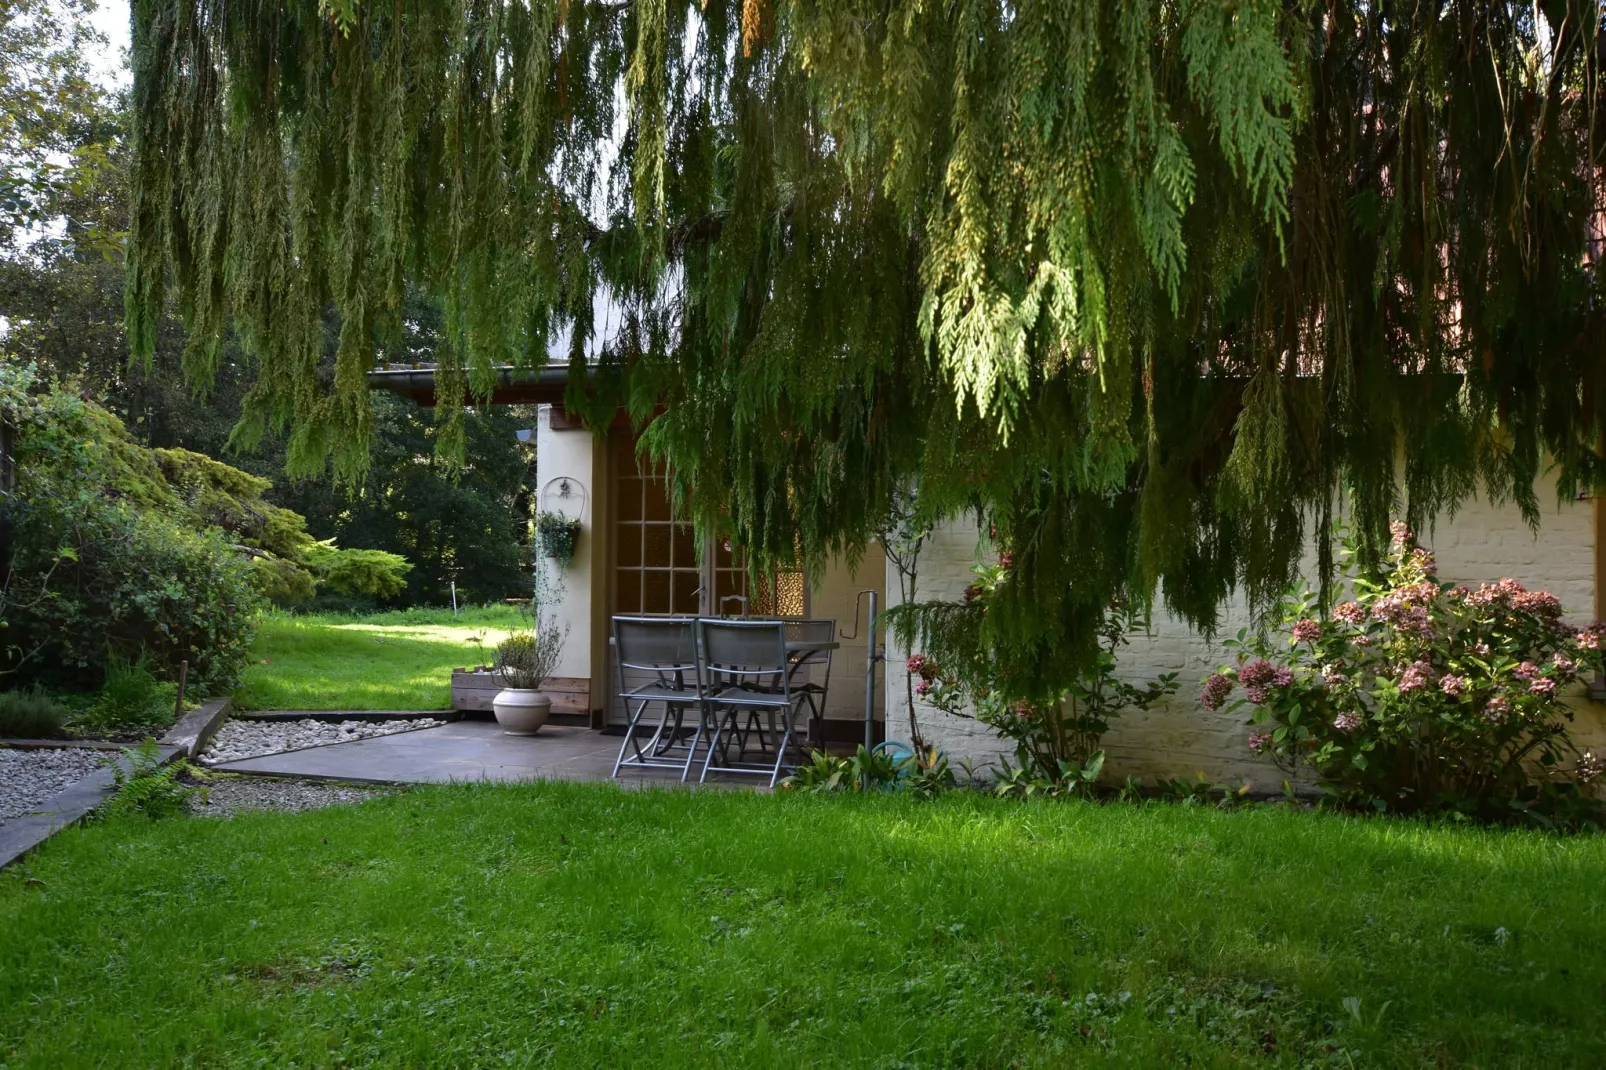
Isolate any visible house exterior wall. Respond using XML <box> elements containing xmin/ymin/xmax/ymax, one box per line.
<box><xmin>534</xmin><ymin>406</ymin><xmax>605</xmax><ymax>698</ymax></box>
<box><xmin>886</xmin><ymin>495</ymin><xmax>1606</xmax><ymax>788</ymax></box>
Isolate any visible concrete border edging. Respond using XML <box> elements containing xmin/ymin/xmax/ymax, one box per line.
<box><xmin>0</xmin><ymin>744</ymin><xmax>183</xmax><ymax>870</ymax></box>
<box><xmin>160</xmin><ymin>697</ymin><xmax>233</xmax><ymax>759</ymax></box>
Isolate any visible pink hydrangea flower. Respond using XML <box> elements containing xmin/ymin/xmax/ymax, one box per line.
<box><xmin>1398</xmin><ymin>660</ymin><xmax>1433</xmax><ymax>692</ymax></box>
<box><xmin>1272</xmin><ymin>667</ymin><xmax>1294</xmax><ymax>688</ymax></box>
<box><xmin>1291</xmin><ymin>619</ymin><xmax>1322</xmax><ymax>643</ymax></box>
<box><xmin>1575</xmin><ymin>629</ymin><xmax>1601</xmax><ymax>651</ymax></box>
<box><xmin>1333</xmin><ymin>710</ymin><xmax>1363</xmax><ymax>732</ymax></box>
<box><xmin>1248</xmin><ymin>731</ymin><xmax>1272</xmax><ymax>753</ymax></box>
<box><xmin>1239</xmin><ymin>659</ymin><xmax>1278</xmax><ymax>687</ymax></box>
<box><xmin>1200</xmin><ymin>672</ymin><xmax>1235</xmax><ymax>711</ymax></box>
<box><xmin>1439</xmin><ymin>674</ymin><xmax>1466</xmax><ymax>697</ymax></box>
<box><xmin>1529</xmin><ymin>677</ymin><xmax>1557</xmax><ymax>697</ymax></box>
<box><xmin>1351</xmin><ymin>633</ymin><xmax>1374</xmax><ymax>648</ymax></box>
<box><xmin>1513</xmin><ymin>661</ymin><xmax>1539</xmax><ymax>680</ymax></box>
<box><xmin>913</xmin><ymin>678</ymin><xmax>933</xmax><ymax>697</ymax></box>
<box><xmin>1389</xmin><ymin>520</ymin><xmax>1412</xmax><ymax>547</ymax></box>
<box><xmin>1245</xmin><ymin>684</ymin><xmax>1270</xmax><ymax>705</ymax></box>
<box><xmin>1484</xmin><ymin>695</ymin><xmax>1511</xmax><ymax>723</ymax></box>
<box><xmin>1333</xmin><ymin>602</ymin><xmax>1367</xmax><ymax>624</ymax></box>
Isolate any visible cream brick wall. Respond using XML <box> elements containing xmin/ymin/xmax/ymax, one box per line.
<box><xmin>886</xmin><ymin>495</ymin><xmax>1605</xmax><ymax>787</ymax></box>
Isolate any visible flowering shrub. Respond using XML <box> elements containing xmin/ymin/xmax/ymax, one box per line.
<box><xmin>1203</xmin><ymin>523</ymin><xmax>1606</xmax><ymax>823</ymax></box>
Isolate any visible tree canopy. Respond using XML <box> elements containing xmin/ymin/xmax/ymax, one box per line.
<box><xmin>127</xmin><ymin>1</ymin><xmax>1606</xmax><ymax>693</ymax></box>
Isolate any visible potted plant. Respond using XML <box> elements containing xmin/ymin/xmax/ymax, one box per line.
<box><xmin>536</xmin><ymin>511</ymin><xmax>583</xmax><ymax>567</ymax></box>
<box><xmin>492</xmin><ymin>615</ymin><xmax>567</xmax><ymax>735</ymax></box>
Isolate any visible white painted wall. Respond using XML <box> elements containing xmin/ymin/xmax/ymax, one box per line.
<box><xmin>887</xmin><ymin>494</ymin><xmax>1605</xmax><ymax>787</ymax></box>
<box><xmin>534</xmin><ymin>405</ymin><xmax>600</xmax><ymax>682</ymax></box>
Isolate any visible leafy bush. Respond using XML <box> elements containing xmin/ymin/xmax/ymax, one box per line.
<box><xmin>0</xmin><ymin>686</ymin><xmax>70</xmax><ymax>739</ymax></box>
<box><xmin>898</xmin><ymin>559</ymin><xmax>1178</xmax><ymax>790</ymax></box>
<box><xmin>84</xmin><ymin>654</ymin><xmax>177</xmax><ymax>729</ymax></box>
<box><xmin>1203</xmin><ymin>523</ymin><xmax>1606</xmax><ymax>823</ymax></box>
<box><xmin>99</xmin><ymin>740</ymin><xmax>198</xmax><ymax>820</ymax></box>
<box><xmin>780</xmin><ymin>745</ymin><xmax>955</xmax><ymax>796</ymax></box>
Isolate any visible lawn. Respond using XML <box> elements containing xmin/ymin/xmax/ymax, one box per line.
<box><xmin>2</xmin><ymin>785</ymin><xmax>1603</xmax><ymax>1067</ymax></box>
<box><xmin>233</xmin><ymin>606</ymin><xmax>527</xmax><ymax>710</ymax></box>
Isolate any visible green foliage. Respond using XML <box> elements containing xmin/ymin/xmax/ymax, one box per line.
<box><xmin>302</xmin><ymin>544</ymin><xmax>413</xmax><ymax>599</ymax></box>
<box><xmin>781</xmin><ymin>744</ymin><xmax>955</xmax><ymax>797</ymax></box>
<box><xmin>0</xmin><ymin>685</ymin><xmax>68</xmax><ymax>738</ymax></box>
<box><xmin>124</xmin><ymin>2</ymin><xmax>1606</xmax><ymax>698</ymax></box>
<box><xmin>98</xmin><ymin>739</ymin><xmax>197</xmax><ymax>820</ymax></box>
<box><xmin>83</xmin><ymin>653</ymin><xmax>177</xmax><ymax>730</ymax></box>
<box><xmin>895</xmin><ymin>559</ymin><xmax>1179</xmax><ymax>785</ymax></box>
<box><xmin>1</xmin><ymin>364</ymin><xmax>264</xmax><ymax>689</ymax></box>
<box><xmin>1206</xmin><ymin>524</ymin><xmax>1606</xmax><ymax>826</ymax></box>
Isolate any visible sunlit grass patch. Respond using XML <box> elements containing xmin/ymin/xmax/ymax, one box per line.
<box><xmin>234</xmin><ymin>606</ymin><xmax>526</xmax><ymax>710</ymax></box>
<box><xmin>2</xmin><ymin>785</ymin><xmax>1602</xmax><ymax>1066</ymax></box>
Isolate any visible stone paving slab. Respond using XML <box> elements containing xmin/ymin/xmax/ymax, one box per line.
<box><xmin>211</xmin><ymin>721</ymin><xmax>718</xmax><ymax>788</ymax></box>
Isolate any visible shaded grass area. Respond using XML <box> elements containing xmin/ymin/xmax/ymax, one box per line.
<box><xmin>233</xmin><ymin>607</ymin><xmax>525</xmax><ymax>710</ymax></box>
<box><xmin>2</xmin><ymin>784</ymin><xmax>1603</xmax><ymax>1067</ymax></box>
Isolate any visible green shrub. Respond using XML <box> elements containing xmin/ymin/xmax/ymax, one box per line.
<box><xmin>84</xmin><ymin>654</ymin><xmax>177</xmax><ymax>729</ymax></box>
<box><xmin>0</xmin><ymin>686</ymin><xmax>70</xmax><ymax>739</ymax></box>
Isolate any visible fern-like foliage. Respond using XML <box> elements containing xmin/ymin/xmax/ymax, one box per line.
<box><xmin>127</xmin><ymin>2</ymin><xmax>1606</xmax><ymax>695</ymax></box>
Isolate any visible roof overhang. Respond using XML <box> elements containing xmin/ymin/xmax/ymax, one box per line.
<box><xmin>365</xmin><ymin>364</ymin><xmax>570</xmax><ymax>407</ymax></box>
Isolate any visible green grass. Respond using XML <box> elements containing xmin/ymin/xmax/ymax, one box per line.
<box><xmin>3</xmin><ymin>786</ymin><xmax>1604</xmax><ymax>1067</ymax></box>
<box><xmin>233</xmin><ymin>606</ymin><xmax>527</xmax><ymax>710</ymax></box>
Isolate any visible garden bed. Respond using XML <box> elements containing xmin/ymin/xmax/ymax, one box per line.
<box><xmin>198</xmin><ymin>717</ymin><xmax>448</xmax><ymax>765</ymax></box>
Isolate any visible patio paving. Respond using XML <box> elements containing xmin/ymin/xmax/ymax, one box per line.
<box><xmin>211</xmin><ymin>720</ymin><xmax>741</xmax><ymax>788</ymax></box>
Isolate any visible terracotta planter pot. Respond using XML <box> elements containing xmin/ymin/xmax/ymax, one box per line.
<box><xmin>492</xmin><ymin>688</ymin><xmax>551</xmax><ymax>735</ymax></box>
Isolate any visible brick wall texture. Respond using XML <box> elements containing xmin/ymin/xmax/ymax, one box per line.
<box><xmin>885</xmin><ymin>498</ymin><xmax>1605</xmax><ymax>788</ymax></box>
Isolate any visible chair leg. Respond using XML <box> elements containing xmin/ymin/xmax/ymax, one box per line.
<box><xmin>767</xmin><ymin>708</ymin><xmax>796</xmax><ymax>789</ymax></box>
<box><xmin>611</xmin><ymin>698</ymin><xmax>653</xmax><ymax>777</ymax></box>
<box><xmin>699</xmin><ymin>709</ymin><xmax>730</xmax><ymax>784</ymax></box>
<box><xmin>680</xmin><ymin>705</ymin><xmax>710</xmax><ymax>783</ymax></box>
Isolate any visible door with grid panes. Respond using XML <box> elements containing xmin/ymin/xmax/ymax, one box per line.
<box><xmin>607</xmin><ymin>433</ymin><xmax>806</xmax><ymax>723</ymax></box>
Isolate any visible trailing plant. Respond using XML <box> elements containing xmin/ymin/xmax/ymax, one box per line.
<box><xmin>535</xmin><ymin>512</ymin><xmax>583</xmax><ymax>568</ymax></box>
<box><xmin>1202</xmin><ymin>523</ymin><xmax>1606</xmax><ymax>823</ymax></box>
<box><xmin>495</xmin><ymin>615</ymin><xmax>567</xmax><ymax>690</ymax></box>
<box><xmin>0</xmin><ymin>685</ymin><xmax>69</xmax><ymax>739</ymax></box>
<box><xmin>895</xmin><ymin>558</ymin><xmax>1179</xmax><ymax>789</ymax></box>
<box><xmin>99</xmin><ymin>738</ymin><xmax>198</xmax><ymax>820</ymax></box>
<box><xmin>125</xmin><ymin>2</ymin><xmax>1606</xmax><ymax>700</ymax></box>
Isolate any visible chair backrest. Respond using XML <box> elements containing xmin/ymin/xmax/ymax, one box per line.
<box><xmin>697</xmin><ymin>618</ymin><xmax>790</xmax><ymax>696</ymax></box>
<box><xmin>783</xmin><ymin>619</ymin><xmax>836</xmax><ymax>665</ymax></box>
<box><xmin>614</xmin><ymin>616</ymin><xmax>700</xmax><ymax>673</ymax></box>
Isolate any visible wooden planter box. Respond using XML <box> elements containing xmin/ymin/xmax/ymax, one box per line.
<box><xmin>451</xmin><ymin>669</ymin><xmax>592</xmax><ymax>727</ymax></box>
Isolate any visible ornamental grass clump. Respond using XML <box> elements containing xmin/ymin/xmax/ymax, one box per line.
<box><xmin>1203</xmin><ymin>523</ymin><xmax>1606</xmax><ymax>824</ymax></box>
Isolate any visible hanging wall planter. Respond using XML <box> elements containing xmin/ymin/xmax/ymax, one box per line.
<box><xmin>537</xmin><ymin>511</ymin><xmax>583</xmax><ymax>567</ymax></box>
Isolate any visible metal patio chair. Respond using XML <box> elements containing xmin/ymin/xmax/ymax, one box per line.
<box><xmin>611</xmin><ymin>616</ymin><xmax>710</xmax><ymax>782</ymax></box>
<box><xmin>697</xmin><ymin>618</ymin><xmax>806</xmax><ymax>787</ymax></box>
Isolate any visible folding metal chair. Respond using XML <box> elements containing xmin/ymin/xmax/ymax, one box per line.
<box><xmin>611</xmin><ymin>616</ymin><xmax>709</xmax><ymax>782</ymax></box>
<box><xmin>697</xmin><ymin>618</ymin><xmax>806</xmax><ymax>787</ymax></box>
<box><xmin>784</xmin><ymin>619</ymin><xmax>836</xmax><ymax>744</ymax></box>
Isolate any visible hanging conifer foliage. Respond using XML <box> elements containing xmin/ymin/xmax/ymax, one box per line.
<box><xmin>127</xmin><ymin>1</ymin><xmax>1606</xmax><ymax>694</ymax></box>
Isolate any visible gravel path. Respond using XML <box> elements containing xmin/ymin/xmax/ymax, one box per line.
<box><xmin>189</xmin><ymin>776</ymin><xmax>394</xmax><ymax>818</ymax></box>
<box><xmin>199</xmin><ymin>717</ymin><xmax>447</xmax><ymax>765</ymax></box>
<box><xmin>0</xmin><ymin>747</ymin><xmax>109</xmax><ymax>822</ymax></box>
